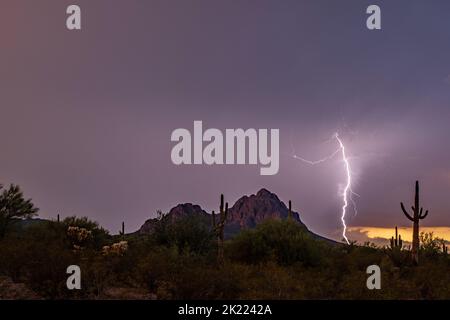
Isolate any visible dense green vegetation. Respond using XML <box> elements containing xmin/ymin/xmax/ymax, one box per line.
<box><xmin>0</xmin><ymin>214</ymin><xmax>449</xmax><ymax>299</ymax></box>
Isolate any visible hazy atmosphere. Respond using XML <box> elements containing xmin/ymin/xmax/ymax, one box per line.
<box><xmin>1</xmin><ymin>0</ymin><xmax>450</xmax><ymax>242</ymax></box>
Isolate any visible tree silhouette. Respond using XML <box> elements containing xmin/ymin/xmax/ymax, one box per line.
<box><xmin>0</xmin><ymin>184</ymin><xmax>39</xmax><ymax>239</ymax></box>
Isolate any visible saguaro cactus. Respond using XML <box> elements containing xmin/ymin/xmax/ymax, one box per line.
<box><xmin>288</xmin><ymin>200</ymin><xmax>292</xmax><ymax>220</ymax></box>
<box><xmin>212</xmin><ymin>194</ymin><xmax>228</xmax><ymax>264</ymax></box>
<box><xmin>401</xmin><ymin>180</ymin><xmax>429</xmax><ymax>264</ymax></box>
<box><xmin>443</xmin><ymin>243</ymin><xmax>448</xmax><ymax>255</ymax></box>
<box><xmin>119</xmin><ymin>221</ymin><xmax>125</xmax><ymax>238</ymax></box>
<box><xmin>390</xmin><ymin>226</ymin><xmax>403</xmax><ymax>249</ymax></box>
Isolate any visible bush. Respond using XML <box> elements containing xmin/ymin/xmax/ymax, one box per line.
<box><xmin>1</xmin><ymin>214</ymin><xmax>450</xmax><ymax>299</ymax></box>
<box><xmin>62</xmin><ymin>216</ymin><xmax>110</xmax><ymax>250</ymax></box>
<box><xmin>0</xmin><ymin>221</ymin><xmax>76</xmax><ymax>298</ymax></box>
<box><xmin>228</xmin><ymin>219</ymin><xmax>323</xmax><ymax>266</ymax></box>
<box><xmin>151</xmin><ymin>215</ymin><xmax>214</xmax><ymax>255</ymax></box>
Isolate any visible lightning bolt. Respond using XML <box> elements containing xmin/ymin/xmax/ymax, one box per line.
<box><xmin>292</xmin><ymin>132</ymin><xmax>356</xmax><ymax>244</ymax></box>
<box><xmin>335</xmin><ymin>133</ymin><xmax>351</xmax><ymax>244</ymax></box>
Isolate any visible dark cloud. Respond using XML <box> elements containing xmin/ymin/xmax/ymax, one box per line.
<box><xmin>1</xmin><ymin>1</ymin><xmax>450</xmax><ymax>238</ymax></box>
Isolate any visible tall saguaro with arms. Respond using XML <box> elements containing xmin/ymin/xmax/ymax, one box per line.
<box><xmin>212</xmin><ymin>194</ymin><xmax>228</xmax><ymax>264</ymax></box>
<box><xmin>400</xmin><ymin>181</ymin><xmax>429</xmax><ymax>264</ymax></box>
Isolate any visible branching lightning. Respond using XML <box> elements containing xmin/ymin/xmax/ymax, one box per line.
<box><xmin>335</xmin><ymin>133</ymin><xmax>351</xmax><ymax>244</ymax></box>
<box><xmin>293</xmin><ymin>148</ymin><xmax>341</xmax><ymax>165</ymax></box>
<box><xmin>292</xmin><ymin>133</ymin><xmax>356</xmax><ymax>244</ymax></box>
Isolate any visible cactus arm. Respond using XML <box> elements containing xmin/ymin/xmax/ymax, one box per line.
<box><xmin>419</xmin><ymin>209</ymin><xmax>428</xmax><ymax>219</ymax></box>
<box><xmin>212</xmin><ymin>210</ymin><xmax>216</xmax><ymax>227</ymax></box>
<box><xmin>220</xmin><ymin>194</ymin><xmax>224</xmax><ymax>213</ymax></box>
<box><xmin>401</xmin><ymin>202</ymin><xmax>414</xmax><ymax>221</ymax></box>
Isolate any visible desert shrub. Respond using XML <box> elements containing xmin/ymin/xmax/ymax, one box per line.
<box><xmin>0</xmin><ymin>220</ymin><xmax>113</xmax><ymax>299</ymax></box>
<box><xmin>75</xmin><ymin>253</ymin><xmax>120</xmax><ymax>298</ymax></box>
<box><xmin>0</xmin><ymin>221</ymin><xmax>67</xmax><ymax>280</ymax></box>
<box><xmin>0</xmin><ymin>222</ymin><xmax>78</xmax><ymax>298</ymax></box>
<box><xmin>385</xmin><ymin>247</ymin><xmax>411</xmax><ymax>267</ymax></box>
<box><xmin>158</xmin><ymin>258</ymin><xmax>242</xmax><ymax>299</ymax></box>
<box><xmin>1</xmin><ymin>213</ymin><xmax>450</xmax><ymax>299</ymax></box>
<box><xmin>151</xmin><ymin>215</ymin><xmax>214</xmax><ymax>255</ymax></box>
<box><xmin>168</xmin><ymin>262</ymin><xmax>244</xmax><ymax>299</ymax></box>
<box><xmin>0</xmin><ymin>236</ymin><xmax>35</xmax><ymax>281</ymax></box>
<box><xmin>62</xmin><ymin>216</ymin><xmax>110</xmax><ymax>249</ymax></box>
<box><xmin>25</xmin><ymin>242</ymin><xmax>76</xmax><ymax>298</ymax></box>
<box><xmin>420</xmin><ymin>232</ymin><xmax>445</xmax><ymax>259</ymax></box>
<box><xmin>238</xmin><ymin>261</ymin><xmax>303</xmax><ymax>299</ymax></box>
<box><xmin>135</xmin><ymin>246</ymin><xmax>179</xmax><ymax>293</ymax></box>
<box><xmin>228</xmin><ymin>219</ymin><xmax>323</xmax><ymax>266</ymax></box>
<box><xmin>134</xmin><ymin>245</ymin><xmax>243</xmax><ymax>299</ymax></box>
<box><xmin>346</xmin><ymin>245</ymin><xmax>383</xmax><ymax>270</ymax></box>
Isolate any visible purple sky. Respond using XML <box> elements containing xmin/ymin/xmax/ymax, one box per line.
<box><xmin>1</xmin><ymin>1</ymin><xmax>450</xmax><ymax>239</ymax></box>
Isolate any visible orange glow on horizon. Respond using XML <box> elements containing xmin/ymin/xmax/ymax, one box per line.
<box><xmin>348</xmin><ymin>226</ymin><xmax>450</xmax><ymax>243</ymax></box>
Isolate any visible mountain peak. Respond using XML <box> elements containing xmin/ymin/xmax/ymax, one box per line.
<box><xmin>256</xmin><ymin>188</ymin><xmax>274</xmax><ymax>198</ymax></box>
<box><xmin>168</xmin><ymin>203</ymin><xmax>207</xmax><ymax>217</ymax></box>
<box><xmin>138</xmin><ymin>189</ymin><xmax>306</xmax><ymax>236</ymax></box>
<box><xmin>227</xmin><ymin>189</ymin><xmax>304</xmax><ymax>232</ymax></box>
<box><xmin>139</xmin><ymin>203</ymin><xmax>208</xmax><ymax>234</ymax></box>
